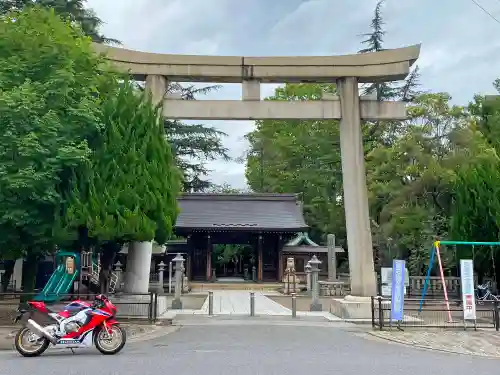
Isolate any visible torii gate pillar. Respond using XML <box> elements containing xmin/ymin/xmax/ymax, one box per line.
<box><xmin>337</xmin><ymin>77</ymin><xmax>377</xmax><ymax>297</ymax></box>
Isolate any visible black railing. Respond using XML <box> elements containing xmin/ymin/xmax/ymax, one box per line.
<box><xmin>0</xmin><ymin>291</ymin><xmax>159</xmax><ymax>325</ymax></box>
<box><xmin>371</xmin><ymin>296</ymin><xmax>499</xmax><ymax>330</ymax></box>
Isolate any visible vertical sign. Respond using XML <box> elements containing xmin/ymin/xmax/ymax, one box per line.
<box><xmin>391</xmin><ymin>259</ymin><xmax>405</xmax><ymax>321</ymax></box>
<box><xmin>460</xmin><ymin>259</ymin><xmax>476</xmax><ymax>320</ymax></box>
<box><xmin>65</xmin><ymin>257</ymin><xmax>75</xmax><ymax>275</ymax></box>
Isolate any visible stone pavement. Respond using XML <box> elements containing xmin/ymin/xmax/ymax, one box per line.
<box><xmin>200</xmin><ymin>290</ymin><xmax>289</xmax><ymax>315</ymax></box>
<box><xmin>195</xmin><ymin>290</ymin><xmax>339</xmax><ymax>321</ymax></box>
<box><xmin>370</xmin><ymin>329</ymin><xmax>500</xmax><ymax>358</ymax></box>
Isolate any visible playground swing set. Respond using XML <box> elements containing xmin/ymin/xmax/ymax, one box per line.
<box><xmin>418</xmin><ymin>240</ymin><xmax>499</xmax><ymax>323</ymax></box>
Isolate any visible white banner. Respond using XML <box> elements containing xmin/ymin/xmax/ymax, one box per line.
<box><xmin>460</xmin><ymin>259</ymin><xmax>477</xmax><ymax>320</ymax></box>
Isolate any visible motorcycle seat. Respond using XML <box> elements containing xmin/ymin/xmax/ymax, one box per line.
<box><xmin>45</xmin><ymin>305</ymin><xmax>59</xmax><ymax>314</ymax></box>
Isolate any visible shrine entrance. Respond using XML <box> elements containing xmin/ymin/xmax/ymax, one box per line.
<box><xmin>174</xmin><ymin>193</ymin><xmax>307</xmax><ymax>282</ymax></box>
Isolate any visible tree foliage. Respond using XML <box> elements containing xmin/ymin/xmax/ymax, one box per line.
<box><xmin>245</xmin><ymin>1</ymin><xmax>500</xmax><ymax>280</ymax></box>
<box><xmin>61</xmin><ymin>80</ymin><xmax>181</xmax><ymax>246</ymax></box>
<box><xmin>163</xmin><ymin>84</ymin><xmax>230</xmax><ymax>192</ymax></box>
<box><xmin>165</xmin><ymin>121</ymin><xmax>230</xmax><ymax>192</ymax></box>
<box><xmin>0</xmin><ymin>0</ymin><xmax>119</xmax><ymax>44</ymax></box>
<box><xmin>0</xmin><ymin>6</ymin><xmax>115</xmax><ymax>292</ymax></box>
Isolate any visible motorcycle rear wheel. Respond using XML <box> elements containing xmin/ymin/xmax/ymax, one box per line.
<box><xmin>14</xmin><ymin>327</ymin><xmax>50</xmax><ymax>357</ymax></box>
<box><xmin>94</xmin><ymin>324</ymin><xmax>126</xmax><ymax>355</ymax></box>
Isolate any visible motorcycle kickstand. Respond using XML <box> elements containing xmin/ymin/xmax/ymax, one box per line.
<box><xmin>70</xmin><ymin>348</ymin><xmax>76</xmax><ymax>355</ymax></box>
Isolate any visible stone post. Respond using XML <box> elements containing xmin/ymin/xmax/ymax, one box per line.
<box><xmin>168</xmin><ymin>261</ymin><xmax>173</xmax><ymax>294</ymax></box>
<box><xmin>13</xmin><ymin>259</ymin><xmax>23</xmax><ymax>291</ymax></box>
<box><xmin>171</xmin><ymin>253</ymin><xmax>184</xmax><ymax>309</ymax></box>
<box><xmin>123</xmin><ymin>241</ymin><xmax>153</xmax><ymax>294</ymax></box>
<box><xmin>252</xmin><ymin>266</ymin><xmax>257</xmax><ymax>282</ymax></box>
<box><xmin>327</xmin><ymin>234</ymin><xmax>337</xmax><ymax>281</ymax></box>
<box><xmin>157</xmin><ymin>261</ymin><xmax>165</xmax><ymax>294</ymax></box>
<box><xmin>114</xmin><ymin>261</ymin><xmax>123</xmax><ymax>292</ymax></box>
<box><xmin>181</xmin><ymin>264</ymin><xmax>185</xmax><ymax>294</ymax></box>
<box><xmin>305</xmin><ymin>261</ymin><xmax>312</xmax><ymax>293</ymax></box>
<box><xmin>145</xmin><ymin>75</ymin><xmax>167</xmax><ymax>105</ymax></box>
<box><xmin>309</xmin><ymin>255</ymin><xmax>322</xmax><ymax>311</ymax></box>
<box><xmin>337</xmin><ymin>77</ymin><xmax>377</xmax><ymax>297</ymax></box>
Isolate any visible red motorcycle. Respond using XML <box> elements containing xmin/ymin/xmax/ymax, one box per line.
<box><xmin>13</xmin><ymin>294</ymin><xmax>126</xmax><ymax>357</ymax></box>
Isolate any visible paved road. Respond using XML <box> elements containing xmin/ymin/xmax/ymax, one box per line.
<box><xmin>1</xmin><ymin>324</ymin><xmax>499</xmax><ymax>375</ymax></box>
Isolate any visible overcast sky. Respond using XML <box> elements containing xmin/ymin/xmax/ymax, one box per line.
<box><xmin>86</xmin><ymin>0</ymin><xmax>500</xmax><ymax>189</ymax></box>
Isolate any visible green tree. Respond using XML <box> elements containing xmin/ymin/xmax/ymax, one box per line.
<box><xmin>163</xmin><ymin>84</ymin><xmax>230</xmax><ymax>192</ymax></box>
<box><xmin>206</xmin><ymin>183</ymin><xmax>244</xmax><ymax>194</ymax></box>
<box><xmin>243</xmin><ymin>0</ymin><xmax>489</xmax><ymax>281</ymax></box>
<box><xmin>61</xmin><ymin>80</ymin><xmax>181</xmax><ymax>292</ymax></box>
<box><xmin>358</xmin><ymin>0</ymin><xmax>396</xmax><ymax>99</ymax></box>
<box><xmin>245</xmin><ymin>83</ymin><xmax>343</xmax><ymax>243</ymax></box>
<box><xmin>448</xmin><ymin>88</ymin><xmax>500</xmax><ymax>279</ymax></box>
<box><xmin>0</xmin><ymin>7</ymin><xmax>115</xmax><ymax>294</ymax></box>
<box><xmin>166</xmin><ymin>121</ymin><xmax>229</xmax><ymax>192</ymax></box>
<box><xmin>0</xmin><ymin>0</ymin><xmax>119</xmax><ymax>44</ymax></box>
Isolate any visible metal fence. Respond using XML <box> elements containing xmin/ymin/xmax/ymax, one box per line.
<box><xmin>0</xmin><ymin>291</ymin><xmax>159</xmax><ymax>325</ymax></box>
<box><xmin>371</xmin><ymin>296</ymin><xmax>500</xmax><ymax>330</ymax></box>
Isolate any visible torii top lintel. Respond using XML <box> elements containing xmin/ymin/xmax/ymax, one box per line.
<box><xmin>93</xmin><ymin>43</ymin><xmax>420</xmax><ymax>84</ymax></box>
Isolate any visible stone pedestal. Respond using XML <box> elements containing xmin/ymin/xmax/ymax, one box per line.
<box><xmin>182</xmin><ymin>275</ymin><xmax>190</xmax><ymax>293</ymax></box>
<box><xmin>309</xmin><ymin>255</ymin><xmax>322</xmax><ymax>312</ymax></box>
<box><xmin>327</xmin><ymin>234</ymin><xmax>337</xmax><ymax>280</ymax></box>
<box><xmin>123</xmin><ymin>241</ymin><xmax>153</xmax><ymax>294</ymax></box>
<box><xmin>330</xmin><ymin>295</ymin><xmax>389</xmax><ymax>320</ymax></box>
<box><xmin>171</xmin><ymin>253</ymin><xmax>184</xmax><ymax>310</ymax></box>
<box><xmin>282</xmin><ymin>257</ymin><xmax>299</xmax><ymax>294</ymax></box>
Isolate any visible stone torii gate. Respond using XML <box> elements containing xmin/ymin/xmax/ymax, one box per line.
<box><xmin>94</xmin><ymin>43</ymin><xmax>420</xmax><ymax>311</ymax></box>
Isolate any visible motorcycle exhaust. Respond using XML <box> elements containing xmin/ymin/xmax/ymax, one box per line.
<box><xmin>25</xmin><ymin>319</ymin><xmax>58</xmax><ymax>345</ymax></box>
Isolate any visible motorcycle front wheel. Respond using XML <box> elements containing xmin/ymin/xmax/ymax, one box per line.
<box><xmin>94</xmin><ymin>324</ymin><xmax>126</xmax><ymax>355</ymax></box>
<box><xmin>14</xmin><ymin>327</ymin><xmax>50</xmax><ymax>357</ymax></box>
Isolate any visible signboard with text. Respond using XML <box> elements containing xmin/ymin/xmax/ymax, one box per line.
<box><xmin>65</xmin><ymin>257</ymin><xmax>75</xmax><ymax>275</ymax></box>
<box><xmin>460</xmin><ymin>259</ymin><xmax>476</xmax><ymax>320</ymax></box>
<box><xmin>391</xmin><ymin>259</ymin><xmax>406</xmax><ymax>321</ymax></box>
<box><xmin>381</xmin><ymin>267</ymin><xmax>409</xmax><ymax>297</ymax></box>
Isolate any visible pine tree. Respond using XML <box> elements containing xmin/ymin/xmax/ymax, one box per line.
<box><xmin>163</xmin><ymin>84</ymin><xmax>230</xmax><ymax>192</ymax></box>
<box><xmin>165</xmin><ymin>120</ymin><xmax>230</xmax><ymax>192</ymax></box>
<box><xmin>358</xmin><ymin>0</ymin><xmax>396</xmax><ymax>100</ymax></box>
<box><xmin>399</xmin><ymin>66</ymin><xmax>422</xmax><ymax>102</ymax></box>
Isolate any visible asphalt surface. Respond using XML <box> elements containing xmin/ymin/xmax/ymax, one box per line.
<box><xmin>0</xmin><ymin>322</ymin><xmax>499</xmax><ymax>375</ymax></box>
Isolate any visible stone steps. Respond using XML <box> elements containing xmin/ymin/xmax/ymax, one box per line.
<box><xmin>191</xmin><ymin>283</ymin><xmax>282</xmax><ymax>292</ymax></box>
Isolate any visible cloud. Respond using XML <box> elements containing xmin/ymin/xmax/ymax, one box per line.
<box><xmin>86</xmin><ymin>0</ymin><xmax>500</xmax><ymax>188</ymax></box>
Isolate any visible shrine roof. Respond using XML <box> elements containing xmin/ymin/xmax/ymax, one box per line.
<box><xmin>283</xmin><ymin>233</ymin><xmax>344</xmax><ymax>253</ymax></box>
<box><xmin>175</xmin><ymin>193</ymin><xmax>308</xmax><ymax>233</ymax></box>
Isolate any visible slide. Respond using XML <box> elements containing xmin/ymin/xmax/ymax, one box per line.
<box><xmin>34</xmin><ymin>252</ymin><xmax>79</xmax><ymax>303</ymax></box>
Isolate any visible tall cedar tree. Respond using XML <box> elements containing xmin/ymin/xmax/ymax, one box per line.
<box><xmin>61</xmin><ymin>80</ymin><xmax>181</xmax><ymax>292</ymax></box>
<box><xmin>0</xmin><ymin>0</ymin><xmax>120</xmax><ymax>44</ymax></box>
<box><xmin>358</xmin><ymin>0</ymin><xmax>422</xmax><ymax>150</ymax></box>
<box><xmin>358</xmin><ymin>0</ymin><xmax>396</xmax><ymax>99</ymax></box>
<box><xmin>0</xmin><ymin>7</ymin><xmax>115</xmax><ymax>295</ymax></box>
